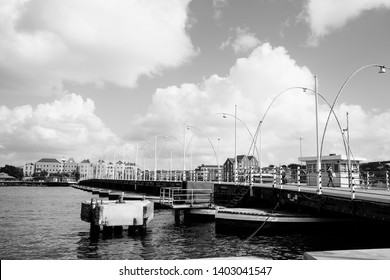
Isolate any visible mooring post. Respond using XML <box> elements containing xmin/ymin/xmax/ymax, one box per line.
<box><xmin>102</xmin><ymin>226</ymin><xmax>114</xmax><ymax>237</ymax></box>
<box><xmin>174</xmin><ymin>209</ymin><xmax>181</xmax><ymax>225</ymax></box>
<box><xmin>89</xmin><ymin>198</ymin><xmax>100</xmax><ymax>234</ymax></box>
<box><xmin>183</xmin><ymin>209</ymin><xmax>191</xmax><ymax>224</ymax></box>
<box><xmin>113</xmin><ymin>226</ymin><xmax>123</xmax><ymax>237</ymax></box>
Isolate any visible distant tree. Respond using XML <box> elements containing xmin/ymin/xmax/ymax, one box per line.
<box><xmin>72</xmin><ymin>171</ymin><xmax>80</xmax><ymax>181</ymax></box>
<box><xmin>0</xmin><ymin>165</ymin><xmax>23</xmax><ymax>179</ymax></box>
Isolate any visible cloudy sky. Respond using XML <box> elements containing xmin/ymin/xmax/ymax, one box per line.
<box><xmin>1</xmin><ymin>0</ymin><xmax>390</xmax><ymax>170</ymax></box>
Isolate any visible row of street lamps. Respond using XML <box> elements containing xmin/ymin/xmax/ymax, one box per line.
<box><xmin>119</xmin><ymin>64</ymin><xmax>388</xmax><ymax>194</ymax></box>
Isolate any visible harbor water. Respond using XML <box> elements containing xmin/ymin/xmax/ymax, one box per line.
<box><xmin>0</xmin><ymin>186</ymin><xmax>387</xmax><ymax>260</ymax></box>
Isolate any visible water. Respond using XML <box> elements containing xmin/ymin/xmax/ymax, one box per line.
<box><xmin>0</xmin><ymin>186</ymin><xmax>386</xmax><ymax>260</ymax></box>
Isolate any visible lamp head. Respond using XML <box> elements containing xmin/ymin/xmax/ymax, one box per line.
<box><xmin>222</xmin><ymin>114</ymin><xmax>227</xmax><ymax>118</ymax></box>
<box><xmin>379</xmin><ymin>65</ymin><xmax>386</xmax><ymax>74</ymax></box>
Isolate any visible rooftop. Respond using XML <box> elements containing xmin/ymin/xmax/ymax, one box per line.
<box><xmin>36</xmin><ymin>158</ymin><xmax>61</xmax><ymax>163</ymax></box>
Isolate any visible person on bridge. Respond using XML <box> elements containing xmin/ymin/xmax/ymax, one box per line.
<box><xmin>327</xmin><ymin>167</ymin><xmax>334</xmax><ymax>187</ymax></box>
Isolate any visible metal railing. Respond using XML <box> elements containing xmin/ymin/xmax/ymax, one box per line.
<box><xmin>159</xmin><ymin>187</ymin><xmax>213</xmax><ymax>207</ymax></box>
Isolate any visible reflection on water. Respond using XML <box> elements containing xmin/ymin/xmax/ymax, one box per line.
<box><xmin>1</xmin><ymin>187</ymin><xmax>388</xmax><ymax>260</ymax></box>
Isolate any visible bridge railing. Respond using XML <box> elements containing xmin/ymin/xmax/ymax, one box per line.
<box><xmin>160</xmin><ymin>187</ymin><xmax>213</xmax><ymax>207</ymax></box>
<box><xmin>292</xmin><ymin>170</ymin><xmax>390</xmax><ymax>190</ymax></box>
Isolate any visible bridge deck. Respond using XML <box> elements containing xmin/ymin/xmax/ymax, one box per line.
<box><xmin>252</xmin><ymin>182</ymin><xmax>390</xmax><ymax>204</ymax></box>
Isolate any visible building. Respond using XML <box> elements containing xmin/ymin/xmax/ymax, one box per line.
<box><xmin>64</xmin><ymin>158</ymin><xmax>77</xmax><ymax>174</ymax></box>
<box><xmin>78</xmin><ymin>159</ymin><xmax>94</xmax><ymax>180</ymax></box>
<box><xmin>23</xmin><ymin>163</ymin><xmax>35</xmax><ymax>177</ymax></box>
<box><xmin>94</xmin><ymin>159</ymin><xmax>106</xmax><ymax>179</ymax></box>
<box><xmin>124</xmin><ymin>162</ymin><xmax>137</xmax><ymax>180</ymax></box>
<box><xmin>35</xmin><ymin>158</ymin><xmax>62</xmax><ymax>175</ymax></box>
<box><xmin>223</xmin><ymin>155</ymin><xmax>258</xmax><ymax>182</ymax></box>
<box><xmin>0</xmin><ymin>172</ymin><xmax>16</xmax><ymax>181</ymax></box>
<box><xmin>195</xmin><ymin>164</ymin><xmax>221</xmax><ymax>181</ymax></box>
<box><xmin>114</xmin><ymin>161</ymin><xmax>125</xmax><ymax>180</ymax></box>
<box><xmin>106</xmin><ymin>162</ymin><xmax>114</xmax><ymax>179</ymax></box>
<box><xmin>299</xmin><ymin>154</ymin><xmax>364</xmax><ymax>187</ymax></box>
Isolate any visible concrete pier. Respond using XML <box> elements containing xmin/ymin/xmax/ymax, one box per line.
<box><xmin>304</xmin><ymin>248</ymin><xmax>390</xmax><ymax>260</ymax></box>
<box><xmin>81</xmin><ymin>196</ymin><xmax>154</xmax><ymax>237</ymax></box>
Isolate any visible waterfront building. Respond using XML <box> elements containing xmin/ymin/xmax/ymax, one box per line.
<box><xmin>35</xmin><ymin>158</ymin><xmax>62</xmax><ymax>175</ymax></box>
<box><xmin>106</xmin><ymin>162</ymin><xmax>114</xmax><ymax>179</ymax></box>
<box><xmin>23</xmin><ymin>163</ymin><xmax>35</xmax><ymax>177</ymax></box>
<box><xmin>299</xmin><ymin>154</ymin><xmax>365</xmax><ymax>188</ymax></box>
<box><xmin>114</xmin><ymin>160</ymin><xmax>125</xmax><ymax>180</ymax></box>
<box><xmin>78</xmin><ymin>159</ymin><xmax>94</xmax><ymax>180</ymax></box>
<box><xmin>94</xmin><ymin>159</ymin><xmax>106</xmax><ymax>179</ymax></box>
<box><xmin>195</xmin><ymin>164</ymin><xmax>221</xmax><ymax>181</ymax></box>
<box><xmin>0</xmin><ymin>172</ymin><xmax>16</xmax><ymax>181</ymax></box>
<box><xmin>124</xmin><ymin>162</ymin><xmax>136</xmax><ymax>180</ymax></box>
<box><xmin>64</xmin><ymin>158</ymin><xmax>77</xmax><ymax>174</ymax></box>
<box><xmin>223</xmin><ymin>155</ymin><xmax>258</xmax><ymax>182</ymax></box>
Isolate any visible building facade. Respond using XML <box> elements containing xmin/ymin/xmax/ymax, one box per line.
<box><xmin>195</xmin><ymin>164</ymin><xmax>221</xmax><ymax>181</ymax></box>
<box><xmin>64</xmin><ymin>158</ymin><xmax>77</xmax><ymax>174</ymax></box>
<box><xmin>223</xmin><ymin>155</ymin><xmax>258</xmax><ymax>182</ymax></box>
<box><xmin>23</xmin><ymin>163</ymin><xmax>35</xmax><ymax>177</ymax></box>
<box><xmin>35</xmin><ymin>158</ymin><xmax>62</xmax><ymax>175</ymax></box>
<box><xmin>299</xmin><ymin>154</ymin><xmax>364</xmax><ymax>187</ymax></box>
<box><xmin>78</xmin><ymin>159</ymin><xmax>94</xmax><ymax>180</ymax></box>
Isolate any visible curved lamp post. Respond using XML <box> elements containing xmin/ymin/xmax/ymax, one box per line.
<box><xmin>256</xmin><ymin>84</ymin><xmax>345</xmax><ymax>193</ymax></box>
<box><xmin>145</xmin><ymin>134</ymin><xmax>168</xmax><ymax>181</ymax></box>
<box><xmin>320</xmin><ymin>64</ymin><xmax>389</xmax><ymax>199</ymax></box>
<box><xmin>186</xmin><ymin>124</ymin><xmax>219</xmax><ymax>181</ymax></box>
<box><xmin>216</xmin><ymin>112</ymin><xmax>259</xmax><ymax>159</ymax></box>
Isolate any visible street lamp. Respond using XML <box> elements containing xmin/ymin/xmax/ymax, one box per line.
<box><xmin>145</xmin><ymin>134</ymin><xmax>168</xmax><ymax>181</ymax></box>
<box><xmin>217</xmin><ymin>137</ymin><xmax>221</xmax><ymax>184</ymax></box>
<box><xmin>320</xmin><ymin>64</ymin><xmax>389</xmax><ymax>199</ymax></box>
<box><xmin>256</xmin><ymin>83</ymin><xmax>346</xmax><ymax>193</ymax></box>
<box><xmin>234</xmin><ymin>105</ymin><xmax>238</xmax><ymax>184</ymax></box>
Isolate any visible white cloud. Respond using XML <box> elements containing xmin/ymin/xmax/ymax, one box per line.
<box><xmin>220</xmin><ymin>27</ymin><xmax>261</xmax><ymax>54</ymax></box>
<box><xmin>128</xmin><ymin>42</ymin><xmax>390</xmax><ymax>168</ymax></box>
<box><xmin>213</xmin><ymin>0</ymin><xmax>228</xmax><ymax>20</ymax></box>
<box><xmin>129</xmin><ymin>43</ymin><xmax>317</xmax><ymax>168</ymax></box>
<box><xmin>304</xmin><ymin>0</ymin><xmax>390</xmax><ymax>45</ymax></box>
<box><xmin>0</xmin><ymin>0</ymin><xmax>196</xmax><ymax>95</ymax></box>
<box><xmin>0</xmin><ymin>93</ymin><xmax>121</xmax><ymax>165</ymax></box>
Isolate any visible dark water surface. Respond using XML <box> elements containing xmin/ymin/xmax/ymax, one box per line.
<box><xmin>0</xmin><ymin>186</ymin><xmax>387</xmax><ymax>260</ymax></box>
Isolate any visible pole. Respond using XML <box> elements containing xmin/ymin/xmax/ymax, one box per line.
<box><xmin>314</xmin><ymin>75</ymin><xmax>322</xmax><ymax>195</ymax></box>
<box><xmin>170</xmin><ymin>149</ymin><xmax>172</xmax><ymax>181</ymax></box>
<box><xmin>259</xmin><ymin>121</ymin><xmax>262</xmax><ymax>183</ymax></box>
<box><xmin>183</xmin><ymin>123</ymin><xmax>186</xmax><ymax>181</ymax></box>
<box><xmin>217</xmin><ymin>138</ymin><xmax>221</xmax><ymax>184</ymax></box>
<box><xmin>135</xmin><ymin>144</ymin><xmax>139</xmax><ymax>181</ymax></box>
<box><xmin>234</xmin><ymin>105</ymin><xmax>238</xmax><ymax>184</ymax></box>
<box><xmin>154</xmin><ymin>136</ymin><xmax>157</xmax><ymax>181</ymax></box>
<box><xmin>347</xmin><ymin>112</ymin><xmax>355</xmax><ymax>199</ymax></box>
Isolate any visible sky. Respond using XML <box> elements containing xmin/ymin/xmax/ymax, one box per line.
<box><xmin>1</xmin><ymin>0</ymin><xmax>390</xmax><ymax>171</ymax></box>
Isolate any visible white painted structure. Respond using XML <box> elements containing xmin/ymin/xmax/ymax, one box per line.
<box><xmin>299</xmin><ymin>154</ymin><xmax>365</xmax><ymax>188</ymax></box>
